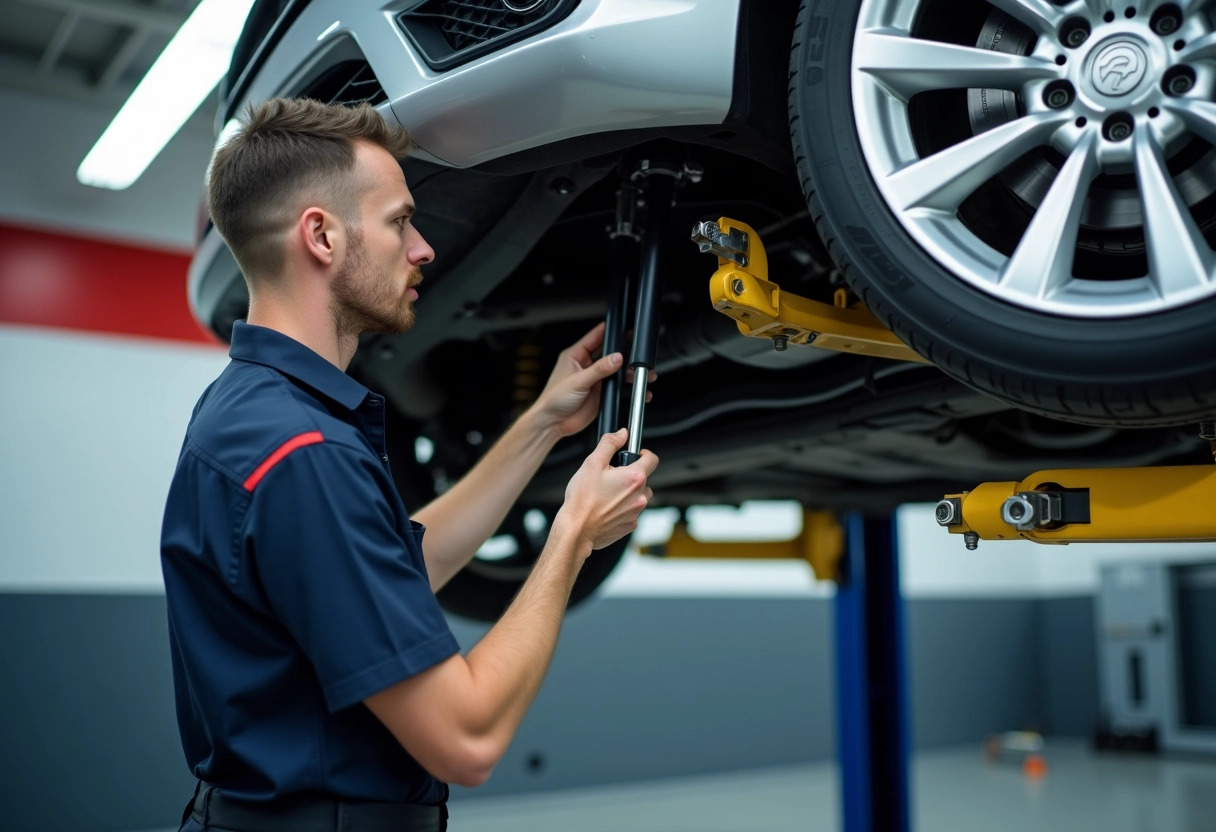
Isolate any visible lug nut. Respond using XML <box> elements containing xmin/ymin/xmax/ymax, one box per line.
<box><xmin>1169</xmin><ymin>74</ymin><xmax>1194</xmax><ymax>95</ymax></box>
<box><xmin>1151</xmin><ymin>4</ymin><xmax>1183</xmax><ymax>35</ymax></box>
<box><xmin>1043</xmin><ymin>80</ymin><xmax>1075</xmax><ymax>110</ymax></box>
<box><xmin>1060</xmin><ymin>17</ymin><xmax>1091</xmax><ymax>48</ymax></box>
<box><xmin>1103</xmin><ymin>112</ymin><xmax>1134</xmax><ymax>141</ymax></box>
<box><xmin>1164</xmin><ymin>65</ymin><xmax>1196</xmax><ymax>96</ymax></box>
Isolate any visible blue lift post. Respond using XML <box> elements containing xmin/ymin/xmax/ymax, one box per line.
<box><xmin>834</xmin><ymin>511</ymin><xmax>912</xmax><ymax>832</ymax></box>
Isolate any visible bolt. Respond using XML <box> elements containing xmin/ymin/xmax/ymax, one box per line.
<box><xmin>964</xmin><ymin>531</ymin><xmax>980</xmax><ymax>550</ymax></box>
<box><xmin>934</xmin><ymin>499</ymin><xmax>957</xmax><ymax>526</ymax></box>
<box><xmin>773</xmin><ymin>335</ymin><xmax>789</xmax><ymax>352</ymax></box>
<box><xmin>1043</xmin><ymin>80</ymin><xmax>1075</xmax><ymax>110</ymax></box>
<box><xmin>1104</xmin><ymin>113</ymin><xmax>1134</xmax><ymax>141</ymax></box>
<box><xmin>1200</xmin><ymin>420</ymin><xmax>1216</xmax><ymax>440</ymax></box>
<box><xmin>1169</xmin><ymin>73</ymin><xmax>1194</xmax><ymax>95</ymax></box>
<box><xmin>1007</xmin><ymin>501</ymin><xmax>1027</xmax><ymax>521</ymax></box>
<box><xmin>1152</xmin><ymin>4</ymin><xmax>1183</xmax><ymax>35</ymax></box>
<box><xmin>1060</xmin><ymin>17</ymin><xmax>1090</xmax><ymax>48</ymax></box>
<box><xmin>731</xmin><ymin>278</ymin><xmax>745</xmax><ymax>295</ymax></box>
<box><xmin>1061</xmin><ymin>20</ymin><xmax>1087</xmax><ymax>46</ymax></box>
<box><xmin>549</xmin><ymin>177</ymin><xmax>575</xmax><ymax>195</ymax></box>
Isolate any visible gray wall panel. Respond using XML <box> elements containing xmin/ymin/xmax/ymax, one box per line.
<box><xmin>1039</xmin><ymin>596</ymin><xmax>1100</xmax><ymax>737</ymax></box>
<box><xmin>905</xmin><ymin>599</ymin><xmax>1042</xmax><ymax>748</ymax></box>
<box><xmin>447</xmin><ymin>597</ymin><xmax>835</xmax><ymax>799</ymax></box>
<box><xmin>0</xmin><ymin>592</ymin><xmax>1092</xmax><ymax>831</ymax></box>
<box><xmin>0</xmin><ymin>594</ymin><xmax>195</xmax><ymax>832</ymax></box>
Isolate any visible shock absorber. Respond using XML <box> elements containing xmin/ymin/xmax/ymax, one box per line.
<box><xmin>597</xmin><ymin>182</ymin><xmax>639</xmax><ymax>440</ymax></box>
<box><xmin>598</xmin><ymin>158</ymin><xmax>701</xmax><ymax>467</ymax></box>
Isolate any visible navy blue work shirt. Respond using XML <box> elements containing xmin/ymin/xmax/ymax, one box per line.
<box><xmin>160</xmin><ymin>321</ymin><xmax>460</xmax><ymax>805</ymax></box>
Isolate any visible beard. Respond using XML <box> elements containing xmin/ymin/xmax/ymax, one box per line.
<box><xmin>330</xmin><ymin>231</ymin><xmax>418</xmax><ymax>337</ymax></box>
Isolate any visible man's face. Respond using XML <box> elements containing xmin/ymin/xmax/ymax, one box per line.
<box><xmin>330</xmin><ymin>141</ymin><xmax>434</xmax><ymax>335</ymax></box>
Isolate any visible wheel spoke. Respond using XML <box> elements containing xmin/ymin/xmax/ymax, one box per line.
<box><xmin>1178</xmin><ymin>0</ymin><xmax>1214</xmax><ymax>15</ymax></box>
<box><xmin>1166</xmin><ymin>97</ymin><xmax>1216</xmax><ymax>145</ymax></box>
<box><xmin>1081</xmin><ymin>0</ymin><xmax>1113</xmax><ymax>17</ymax></box>
<box><xmin>885</xmin><ymin>112</ymin><xmax>1067</xmax><ymax>213</ymax></box>
<box><xmin>999</xmin><ymin>134</ymin><xmax>1100</xmax><ymax>298</ymax></box>
<box><xmin>1178</xmin><ymin>31</ymin><xmax>1216</xmax><ymax>64</ymax></box>
<box><xmin>986</xmin><ymin>0</ymin><xmax>1065</xmax><ymax>34</ymax></box>
<box><xmin>855</xmin><ymin>31</ymin><xmax>1060</xmax><ymax>101</ymax></box>
<box><xmin>1133</xmin><ymin>129</ymin><xmax>1215</xmax><ymax>298</ymax></box>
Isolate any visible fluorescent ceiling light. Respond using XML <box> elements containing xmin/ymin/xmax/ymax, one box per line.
<box><xmin>77</xmin><ymin>0</ymin><xmax>256</xmax><ymax>190</ymax></box>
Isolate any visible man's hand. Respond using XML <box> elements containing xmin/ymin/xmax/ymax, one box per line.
<box><xmin>530</xmin><ymin>322</ymin><xmax>656</xmax><ymax>439</ymax></box>
<box><xmin>558</xmin><ymin>428</ymin><xmax>658</xmax><ymax>552</ymax></box>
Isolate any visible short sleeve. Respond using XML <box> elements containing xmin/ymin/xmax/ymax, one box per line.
<box><xmin>244</xmin><ymin>441</ymin><xmax>460</xmax><ymax>712</ymax></box>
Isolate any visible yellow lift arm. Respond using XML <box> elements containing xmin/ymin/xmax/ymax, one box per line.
<box><xmin>692</xmin><ymin>217</ymin><xmax>926</xmax><ymax>363</ymax></box>
<box><xmin>936</xmin><ymin>464</ymin><xmax>1216</xmax><ymax>548</ymax></box>
<box><xmin>690</xmin><ymin>215</ymin><xmax>1216</xmax><ymax>553</ymax></box>
<box><xmin>638</xmin><ymin>509</ymin><xmax>846</xmax><ymax>583</ymax></box>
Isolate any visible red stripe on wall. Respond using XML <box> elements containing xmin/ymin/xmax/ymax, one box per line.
<box><xmin>244</xmin><ymin>432</ymin><xmax>325</xmax><ymax>491</ymax></box>
<box><xmin>0</xmin><ymin>222</ymin><xmax>220</xmax><ymax>345</ymax></box>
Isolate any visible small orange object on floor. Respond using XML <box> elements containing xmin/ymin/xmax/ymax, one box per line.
<box><xmin>1023</xmin><ymin>754</ymin><xmax>1048</xmax><ymax>779</ymax></box>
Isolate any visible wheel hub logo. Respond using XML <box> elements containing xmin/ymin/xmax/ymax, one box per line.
<box><xmin>1092</xmin><ymin>42</ymin><xmax>1148</xmax><ymax>96</ymax></box>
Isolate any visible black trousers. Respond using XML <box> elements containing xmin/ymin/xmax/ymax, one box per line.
<box><xmin>181</xmin><ymin>782</ymin><xmax>448</xmax><ymax>832</ymax></box>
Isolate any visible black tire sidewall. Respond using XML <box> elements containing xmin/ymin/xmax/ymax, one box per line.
<box><xmin>790</xmin><ymin>0</ymin><xmax>1216</xmax><ymax>424</ymax></box>
<box><xmin>436</xmin><ymin>536</ymin><xmax>629</xmax><ymax>623</ymax></box>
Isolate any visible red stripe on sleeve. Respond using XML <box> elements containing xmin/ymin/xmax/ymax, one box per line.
<box><xmin>243</xmin><ymin>431</ymin><xmax>325</xmax><ymax>491</ymax></box>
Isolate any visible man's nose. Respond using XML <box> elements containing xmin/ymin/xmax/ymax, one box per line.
<box><xmin>410</xmin><ymin>234</ymin><xmax>435</xmax><ymax>266</ymax></box>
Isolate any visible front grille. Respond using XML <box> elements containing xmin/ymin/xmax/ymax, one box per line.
<box><xmin>398</xmin><ymin>0</ymin><xmax>580</xmax><ymax>72</ymax></box>
<box><xmin>300</xmin><ymin>60</ymin><xmax>388</xmax><ymax>108</ymax></box>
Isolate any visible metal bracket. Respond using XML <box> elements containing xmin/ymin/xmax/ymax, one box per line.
<box><xmin>691</xmin><ymin>219</ymin><xmax>749</xmax><ymax>266</ymax></box>
<box><xmin>694</xmin><ymin>217</ymin><xmax>926</xmax><ymax>363</ymax></box>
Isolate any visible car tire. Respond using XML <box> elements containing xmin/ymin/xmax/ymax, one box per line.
<box><xmin>435</xmin><ymin>506</ymin><xmax>630</xmax><ymax>623</ymax></box>
<box><xmin>789</xmin><ymin>0</ymin><xmax>1216</xmax><ymax>427</ymax></box>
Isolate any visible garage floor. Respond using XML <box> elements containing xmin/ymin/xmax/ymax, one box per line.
<box><xmin>445</xmin><ymin>741</ymin><xmax>1216</xmax><ymax>832</ymax></box>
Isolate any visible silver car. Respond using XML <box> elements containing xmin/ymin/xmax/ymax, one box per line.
<box><xmin>190</xmin><ymin>0</ymin><xmax>1216</xmax><ymax>618</ymax></box>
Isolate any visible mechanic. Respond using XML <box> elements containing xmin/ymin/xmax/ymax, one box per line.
<box><xmin>161</xmin><ymin>98</ymin><xmax>659</xmax><ymax>832</ymax></box>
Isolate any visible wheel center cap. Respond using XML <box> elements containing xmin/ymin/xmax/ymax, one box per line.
<box><xmin>1091</xmin><ymin>40</ymin><xmax>1149</xmax><ymax>96</ymax></box>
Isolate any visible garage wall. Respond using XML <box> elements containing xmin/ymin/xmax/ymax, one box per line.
<box><xmin>1</xmin><ymin>221</ymin><xmax>1212</xmax><ymax>832</ymax></box>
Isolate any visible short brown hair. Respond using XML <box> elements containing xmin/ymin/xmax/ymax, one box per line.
<box><xmin>207</xmin><ymin>98</ymin><xmax>414</xmax><ymax>282</ymax></box>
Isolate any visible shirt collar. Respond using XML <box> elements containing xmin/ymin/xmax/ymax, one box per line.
<box><xmin>229</xmin><ymin>321</ymin><xmax>371</xmax><ymax>411</ymax></box>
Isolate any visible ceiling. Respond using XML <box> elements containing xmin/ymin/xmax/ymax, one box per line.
<box><xmin>0</xmin><ymin>0</ymin><xmax>218</xmax><ymax>250</ymax></box>
<box><xmin>0</xmin><ymin>0</ymin><xmax>198</xmax><ymax>111</ymax></box>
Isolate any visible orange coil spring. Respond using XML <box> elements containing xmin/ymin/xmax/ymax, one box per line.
<box><xmin>512</xmin><ymin>339</ymin><xmax>543</xmax><ymax>417</ymax></box>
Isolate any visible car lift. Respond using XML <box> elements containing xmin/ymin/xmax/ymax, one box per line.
<box><xmin>601</xmin><ymin>206</ymin><xmax>1216</xmax><ymax>832</ymax></box>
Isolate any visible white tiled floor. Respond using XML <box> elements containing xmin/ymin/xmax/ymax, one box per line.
<box><xmin>447</xmin><ymin>741</ymin><xmax>1216</xmax><ymax>832</ymax></box>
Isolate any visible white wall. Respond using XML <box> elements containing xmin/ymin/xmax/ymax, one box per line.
<box><xmin>0</xmin><ymin>325</ymin><xmax>228</xmax><ymax>592</ymax></box>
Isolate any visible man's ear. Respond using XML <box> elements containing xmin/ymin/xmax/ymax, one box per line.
<box><xmin>298</xmin><ymin>207</ymin><xmax>343</xmax><ymax>267</ymax></box>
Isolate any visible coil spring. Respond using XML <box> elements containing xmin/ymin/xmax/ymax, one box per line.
<box><xmin>512</xmin><ymin>336</ymin><xmax>543</xmax><ymax>418</ymax></box>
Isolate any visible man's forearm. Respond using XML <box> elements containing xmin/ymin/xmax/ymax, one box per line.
<box><xmin>413</xmin><ymin>407</ymin><xmax>562</xmax><ymax>590</ymax></box>
<box><xmin>461</xmin><ymin>520</ymin><xmax>588</xmax><ymax>758</ymax></box>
